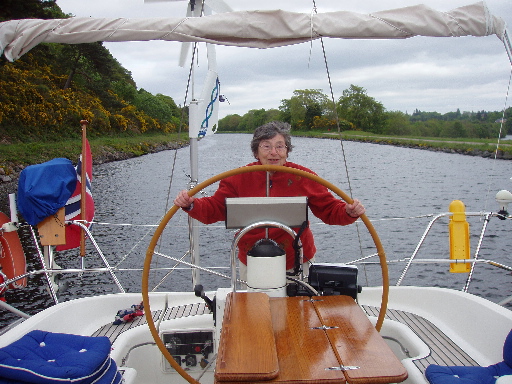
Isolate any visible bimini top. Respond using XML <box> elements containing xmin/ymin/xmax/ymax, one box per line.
<box><xmin>0</xmin><ymin>2</ymin><xmax>510</xmax><ymax>63</ymax></box>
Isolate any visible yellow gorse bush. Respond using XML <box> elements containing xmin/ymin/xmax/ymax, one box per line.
<box><xmin>0</xmin><ymin>49</ymin><xmax>185</xmax><ymax>142</ymax></box>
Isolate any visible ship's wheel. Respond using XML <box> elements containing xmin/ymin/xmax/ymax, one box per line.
<box><xmin>142</xmin><ymin>164</ymin><xmax>389</xmax><ymax>384</ymax></box>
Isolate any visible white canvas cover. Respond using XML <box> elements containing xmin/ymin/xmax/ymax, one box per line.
<box><xmin>192</xmin><ymin>69</ymin><xmax>221</xmax><ymax>138</ymax></box>
<box><xmin>0</xmin><ymin>2</ymin><xmax>510</xmax><ymax>63</ymax></box>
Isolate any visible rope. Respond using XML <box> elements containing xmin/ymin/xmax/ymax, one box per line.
<box><xmin>114</xmin><ymin>226</ymin><xmax>154</xmax><ymax>269</ymax></box>
<box><xmin>92</xmin><ymin>211</ymin><xmax>436</xmax><ymax>228</ymax></box>
<box><xmin>152</xmin><ymin>123</ymin><xmax>182</xmax><ymax>281</ymax></box>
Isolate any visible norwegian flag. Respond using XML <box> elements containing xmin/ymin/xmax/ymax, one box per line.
<box><xmin>56</xmin><ymin>140</ymin><xmax>94</xmax><ymax>251</ymax></box>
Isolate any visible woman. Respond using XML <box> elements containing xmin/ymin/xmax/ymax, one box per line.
<box><xmin>174</xmin><ymin>121</ymin><xmax>365</xmax><ymax>279</ymax></box>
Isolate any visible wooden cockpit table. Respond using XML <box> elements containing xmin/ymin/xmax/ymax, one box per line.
<box><xmin>215</xmin><ymin>292</ymin><xmax>408</xmax><ymax>384</ymax></box>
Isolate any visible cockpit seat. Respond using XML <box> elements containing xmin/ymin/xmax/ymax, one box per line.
<box><xmin>0</xmin><ymin>330</ymin><xmax>122</xmax><ymax>384</ymax></box>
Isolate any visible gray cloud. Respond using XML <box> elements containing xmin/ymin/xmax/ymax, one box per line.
<box><xmin>56</xmin><ymin>0</ymin><xmax>512</xmax><ymax>117</ymax></box>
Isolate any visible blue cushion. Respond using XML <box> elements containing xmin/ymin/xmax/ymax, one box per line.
<box><xmin>426</xmin><ymin>363</ymin><xmax>512</xmax><ymax>384</ymax></box>
<box><xmin>0</xmin><ymin>330</ymin><xmax>121</xmax><ymax>384</ymax></box>
<box><xmin>426</xmin><ymin>329</ymin><xmax>512</xmax><ymax>384</ymax></box>
<box><xmin>504</xmin><ymin>330</ymin><xmax>512</xmax><ymax>367</ymax></box>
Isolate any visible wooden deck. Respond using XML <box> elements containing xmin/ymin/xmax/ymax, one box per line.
<box><xmin>92</xmin><ymin>302</ymin><xmax>211</xmax><ymax>342</ymax></box>
<box><xmin>361</xmin><ymin>305</ymin><xmax>479</xmax><ymax>372</ymax></box>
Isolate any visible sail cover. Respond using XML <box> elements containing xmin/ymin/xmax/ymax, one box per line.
<box><xmin>0</xmin><ymin>2</ymin><xmax>510</xmax><ymax>63</ymax></box>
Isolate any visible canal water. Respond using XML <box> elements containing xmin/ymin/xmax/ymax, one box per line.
<box><xmin>2</xmin><ymin>134</ymin><xmax>511</xmax><ymax>327</ymax></box>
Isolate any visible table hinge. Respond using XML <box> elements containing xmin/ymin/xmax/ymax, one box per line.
<box><xmin>326</xmin><ymin>366</ymin><xmax>360</xmax><ymax>371</ymax></box>
<box><xmin>311</xmin><ymin>325</ymin><xmax>338</xmax><ymax>330</ymax></box>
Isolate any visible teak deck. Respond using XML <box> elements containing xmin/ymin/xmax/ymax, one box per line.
<box><xmin>215</xmin><ymin>293</ymin><xmax>408</xmax><ymax>384</ymax></box>
<box><xmin>361</xmin><ymin>305</ymin><xmax>479</xmax><ymax>373</ymax></box>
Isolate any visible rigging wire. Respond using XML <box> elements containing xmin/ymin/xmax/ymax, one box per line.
<box><xmin>311</xmin><ymin>0</ymin><xmax>368</xmax><ymax>284</ymax></box>
<box><xmin>468</xmin><ymin>63</ymin><xmax>512</xmax><ymax>293</ymax></box>
<box><xmin>484</xmin><ymin>65</ymin><xmax>512</xmax><ymax>213</ymax></box>
<box><xmin>310</xmin><ymin>1</ymin><xmax>353</xmax><ymax>196</ymax></box>
<box><xmin>163</xmin><ymin>17</ymin><xmax>203</xmax><ymax>219</ymax></box>
<box><xmin>154</xmin><ymin>0</ymin><xmax>207</xmax><ymax>290</ymax></box>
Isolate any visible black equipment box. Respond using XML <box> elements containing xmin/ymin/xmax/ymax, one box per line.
<box><xmin>308</xmin><ymin>263</ymin><xmax>361</xmax><ymax>299</ymax></box>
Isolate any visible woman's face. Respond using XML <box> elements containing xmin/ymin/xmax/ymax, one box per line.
<box><xmin>255</xmin><ymin>134</ymin><xmax>288</xmax><ymax>166</ymax></box>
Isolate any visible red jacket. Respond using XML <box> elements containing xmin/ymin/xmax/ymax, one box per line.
<box><xmin>186</xmin><ymin>161</ymin><xmax>357</xmax><ymax>269</ymax></box>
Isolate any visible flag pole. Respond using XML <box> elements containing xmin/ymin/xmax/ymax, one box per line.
<box><xmin>80</xmin><ymin>120</ymin><xmax>88</xmax><ymax>257</ymax></box>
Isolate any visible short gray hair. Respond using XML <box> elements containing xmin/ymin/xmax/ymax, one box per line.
<box><xmin>250</xmin><ymin>121</ymin><xmax>293</xmax><ymax>157</ymax></box>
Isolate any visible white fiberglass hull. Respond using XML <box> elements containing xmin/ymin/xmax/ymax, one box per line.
<box><xmin>1</xmin><ymin>286</ymin><xmax>510</xmax><ymax>384</ymax></box>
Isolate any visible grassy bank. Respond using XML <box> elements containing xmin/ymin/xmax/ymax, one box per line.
<box><xmin>297</xmin><ymin>131</ymin><xmax>512</xmax><ymax>159</ymax></box>
<box><xmin>0</xmin><ymin>132</ymin><xmax>189</xmax><ymax>177</ymax></box>
<box><xmin>1</xmin><ymin>130</ymin><xmax>511</xmax><ymax>178</ymax></box>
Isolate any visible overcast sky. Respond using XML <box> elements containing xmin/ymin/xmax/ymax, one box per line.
<box><xmin>55</xmin><ymin>0</ymin><xmax>512</xmax><ymax>118</ymax></box>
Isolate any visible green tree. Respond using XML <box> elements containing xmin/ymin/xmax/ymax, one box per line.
<box><xmin>448</xmin><ymin>121</ymin><xmax>465</xmax><ymax>137</ymax></box>
<box><xmin>504</xmin><ymin>107</ymin><xmax>512</xmax><ymax>135</ymax></box>
<box><xmin>410</xmin><ymin>109</ymin><xmax>443</xmax><ymax>122</ymax></box>
<box><xmin>412</xmin><ymin>120</ymin><xmax>443</xmax><ymax>137</ymax></box>
<box><xmin>218</xmin><ymin>114</ymin><xmax>242</xmax><ymax>131</ymax></box>
<box><xmin>278</xmin><ymin>99</ymin><xmax>292</xmax><ymax>124</ymax></box>
<box><xmin>383</xmin><ymin>111</ymin><xmax>411</xmax><ymax>135</ymax></box>
<box><xmin>0</xmin><ymin>0</ymin><xmax>187</xmax><ymax>140</ymax></box>
<box><xmin>467</xmin><ymin>122</ymin><xmax>491</xmax><ymax>138</ymax></box>
<box><xmin>111</xmin><ymin>81</ymin><xmax>138</xmax><ymax>105</ymax></box>
<box><xmin>304</xmin><ymin>103</ymin><xmax>323</xmax><ymax>131</ymax></box>
<box><xmin>337</xmin><ymin>85</ymin><xmax>385</xmax><ymax>133</ymax></box>
<box><xmin>133</xmin><ymin>89</ymin><xmax>181</xmax><ymax>127</ymax></box>
<box><xmin>443</xmin><ymin>108</ymin><xmax>462</xmax><ymax>121</ymax></box>
<box><xmin>265</xmin><ymin>109</ymin><xmax>282</xmax><ymax>123</ymax></box>
<box><xmin>238</xmin><ymin>109</ymin><xmax>268</xmax><ymax>132</ymax></box>
<box><xmin>279</xmin><ymin>89</ymin><xmax>329</xmax><ymax>130</ymax></box>
<box><xmin>59</xmin><ymin>43</ymin><xmax>133</xmax><ymax>91</ymax></box>
<box><xmin>0</xmin><ymin>0</ymin><xmax>64</xmax><ymax>21</ymax></box>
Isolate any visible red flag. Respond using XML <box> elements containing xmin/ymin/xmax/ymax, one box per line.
<box><xmin>56</xmin><ymin>140</ymin><xmax>94</xmax><ymax>251</ymax></box>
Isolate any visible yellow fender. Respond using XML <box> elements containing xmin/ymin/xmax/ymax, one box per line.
<box><xmin>449</xmin><ymin>200</ymin><xmax>470</xmax><ymax>273</ymax></box>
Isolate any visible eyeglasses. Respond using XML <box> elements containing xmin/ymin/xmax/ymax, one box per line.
<box><xmin>259</xmin><ymin>143</ymin><xmax>287</xmax><ymax>152</ymax></box>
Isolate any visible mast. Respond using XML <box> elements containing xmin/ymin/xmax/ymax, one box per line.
<box><xmin>187</xmin><ymin>40</ymin><xmax>220</xmax><ymax>288</ymax></box>
<box><xmin>188</xmin><ymin>101</ymin><xmax>201</xmax><ymax>288</ymax></box>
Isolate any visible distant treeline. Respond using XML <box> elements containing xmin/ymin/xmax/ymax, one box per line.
<box><xmin>219</xmin><ymin>86</ymin><xmax>512</xmax><ymax>139</ymax></box>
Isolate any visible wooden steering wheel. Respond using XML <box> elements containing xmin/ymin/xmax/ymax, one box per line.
<box><xmin>142</xmin><ymin>164</ymin><xmax>389</xmax><ymax>384</ymax></box>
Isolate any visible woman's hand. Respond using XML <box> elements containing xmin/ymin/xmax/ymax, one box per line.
<box><xmin>174</xmin><ymin>190</ymin><xmax>195</xmax><ymax>210</ymax></box>
<box><xmin>346</xmin><ymin>198</ymin><xmax>365</xmax><ymax>218</ymax></box>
